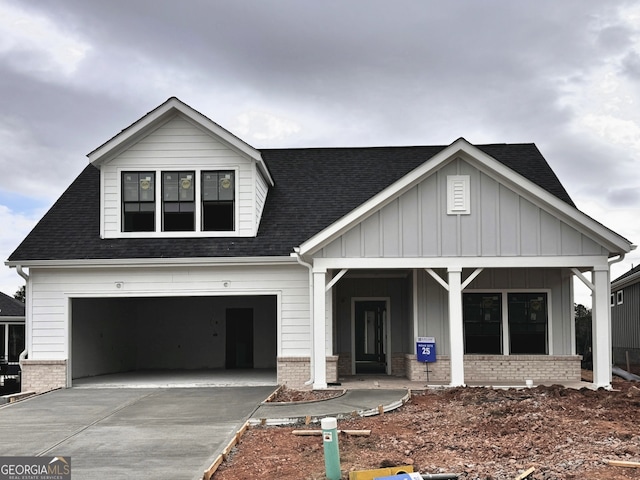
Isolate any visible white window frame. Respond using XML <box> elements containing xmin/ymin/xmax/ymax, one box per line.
<box><xmin>616</xmin><ymin>290</ymin><xmax>623</xmax><ymax>305</ymax></box>
<box><xmin>116</xmin><ymin>167</ymin><xmax>239</xmax><ymax>238</ymax></box>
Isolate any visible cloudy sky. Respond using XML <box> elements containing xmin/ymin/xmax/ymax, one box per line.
<box><xmin>1</xmin><ymin>0</ymin><xmax>639</xmax><ymax>305</ymax></box>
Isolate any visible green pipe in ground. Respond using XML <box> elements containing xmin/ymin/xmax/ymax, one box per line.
<box><xmin>321</xmin><ymin>417</ymin><xmax>341</xmax><ymax>480</ymax></box>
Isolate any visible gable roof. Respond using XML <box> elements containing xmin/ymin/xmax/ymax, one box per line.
<box><xmin>612</xmin><ymin>264</ymin><xmax>640</xmax><ymax>290</ymax></box>
<box><xmin>88</xmin><ymin>97</ymin><xmax>274</xmax><ymax>186</ymax></box>
<box><xmin>0</xmin><ymin>292</ymin><xmax>25</xmax><ymax>317</ymax></box>
<box><xmin>7</xmin><ymin>141</ymin><xmax>601</xmax><ymax>264</ymax></box>
<box><xmin>297</xmin><ymin>138</ymin><xmax>630</xmax><ymax>256</ymax></box>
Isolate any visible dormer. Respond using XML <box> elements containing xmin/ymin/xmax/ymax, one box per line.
<box><xmin>88</xmin><ymin>98</ymin><xmax>274</xmax><ymax>239</ymax></box>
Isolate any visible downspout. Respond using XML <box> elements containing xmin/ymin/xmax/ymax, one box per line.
<box><xmin>293</xmin><ymin>248</ymin><xmax>315</xmax><ymax>386</ymax></box>
<box><xmin>16</xmin><ymin>265</ymin><xmax>29</xmax><ymax>364</ymax></box>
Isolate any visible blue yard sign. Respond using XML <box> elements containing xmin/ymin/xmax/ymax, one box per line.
<box><xmin>416</xmin><ymin>337</ymin><xmax>436</xmax><ymax>363</ymax></box>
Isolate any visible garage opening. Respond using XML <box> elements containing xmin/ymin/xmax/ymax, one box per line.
<box><xmin>71</xmin><ymin>295</ymin><xmax>277</xmax><ymax>384</ymax></box>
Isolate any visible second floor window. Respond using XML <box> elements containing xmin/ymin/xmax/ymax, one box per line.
<box><xmin>202</xmin><ymin>171</ymin><xmax>234</xmax><ymax>231</ymax></box>
<box><xmin>123</xmin><ymin>172</ymin><xmax>155</xmax><ymax>232</ymax></box>
<box><xmin>163</xmin><ymin>171</ymin><xmax>195</xmax><ymax>231</ymax></box>
<box><xmin>121</xmin><ymin>170</ymin><xmax>235</xmax><ymax>233</ymax></box>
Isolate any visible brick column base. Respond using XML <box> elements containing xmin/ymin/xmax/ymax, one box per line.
<box><xmin>277</xmin><ymin>356</ymin><xmax>338</xmax><ymax>389</ymax></box>
<box><xmin>20</xmin><ymin>360</ymin><xmax>67</xmax><ymax>393</ymax></box>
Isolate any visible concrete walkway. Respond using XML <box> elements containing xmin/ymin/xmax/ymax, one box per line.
<box><xmin>251</xmin><ymin>389</ymin><xmax>411</xmax><ymax>425</ymax></box>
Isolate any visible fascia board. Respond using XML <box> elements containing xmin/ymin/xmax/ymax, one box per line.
<box><xmin>299</xmin><ymin>138</ymin><xmax>632</xmax><ymax>256</ymax></box>
<box><xmin>458</xmin><ymin>146</ymin><xmax>633</xmax><ymax>254</ymax></box>
<box><xmin>4</xmin><ymin>256</ymin><xmax>297</xmax><ymax>269</ymax></box>
<box><xmin>298</xmin><ymin>137</ymin><xmax>471</xmax><ymax>255</ymax></box>
<box><xmin>612</xmin><ymin>271</ymin><xmax>640</xmax><ymax>290</ymax></box>
<box><xmin>87</xmin><ymin>97</ymin><xmax>274</xmax><ymax>186</ymax></box>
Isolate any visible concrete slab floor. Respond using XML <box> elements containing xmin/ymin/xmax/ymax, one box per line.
<box><xmin>72</xmin><ymin>368</ymin><xmax>278</xmax><ymax>388</ymax></box>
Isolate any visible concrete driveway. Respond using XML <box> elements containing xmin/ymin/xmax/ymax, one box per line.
<box><xmin>0</xmin><ymin>386</ymin><xmax>276</xmax><ymax>479</ymax></box>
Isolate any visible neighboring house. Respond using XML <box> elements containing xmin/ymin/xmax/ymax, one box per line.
<box><xmin>5</xmin><ymin>98</ymin><xmax>633</xmax><ymax>394</ymax></box>
<box><xmin>611</xmin><ymin>265</ymin><xmax>640</xmax><ymax>366</ymax></box>
<box><xmin>0</xmin><ymin>291</ymin><xmax>25</xmax><ymax>381</ymax></box>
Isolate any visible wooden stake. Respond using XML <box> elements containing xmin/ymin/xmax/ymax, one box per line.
<box><xmin>292</xmin><ymin>429</ymin><xmax>371</xmax><ymax>436</ymax></box>
<box><xmin>514</xmin><ymin>467</ymin><xmax>535</xmax><ymax>480</ymax></box>
<box><xmin>604</xmin><ymin>459</ymin><xmax>640</xmax><ymax>468</ymax></box>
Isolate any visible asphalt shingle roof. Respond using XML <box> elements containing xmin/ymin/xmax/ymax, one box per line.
<box><xmin>7</xmin><ymin>143</ymin><xmax>574</xmax><ymax>262</ymax></box>
<box><xmin>0</xmin><ymin>292</ymin><xmax>25</xmax><ymax>317</ymax></box>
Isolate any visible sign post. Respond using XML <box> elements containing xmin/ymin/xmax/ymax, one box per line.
<box><xmin>416</xmin><ymin>337</ymin><xmax>436</xmax><ymax>382</ymax></box>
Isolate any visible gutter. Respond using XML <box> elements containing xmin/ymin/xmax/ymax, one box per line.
<box><xmin>15</xmin><ymin>266</ymin><xmax>29</xmax><ymax>364</ymax></box>
<box><xmin>293</xmin><ymin>248</ymin><xmax>314</xmax><ymax>386</ymax></box>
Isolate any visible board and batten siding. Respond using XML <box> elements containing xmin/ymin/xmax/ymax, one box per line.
<box><xmin>101</xmin><ymin>114</ymin><xmax>259</xmax><ymax>238</ymax></box>
<box><xmin>612</xmin><ymin>281</ymin><xmax>640</xmax><ymax>350</ymax></box>
<box><xmin>416</xmin><ymin>267</ymin><xmax>573</xmax><ymax>355</ymax></box>
<box><xmin>26</xmin><ymin>263</ymin><xmax>310</xmax><ymax>361</ymax></box>
<box><xmin>317</xmin><ymin>158</ymin><xmax>608</xmax><ymax>259</ymax></box>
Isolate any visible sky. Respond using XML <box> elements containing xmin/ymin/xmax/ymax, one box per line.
<box><xmin>1</xmin><ymin>0</ymin><xmax>640</xmax><ymax>307</ymax></box>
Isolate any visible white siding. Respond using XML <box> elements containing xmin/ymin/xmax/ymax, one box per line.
<box><xmin>255</xmin><ymin>169</ymin><xmax>269</xmax><ymax>228</ymax></box>
<box><xmin>318</xmin><ymin>158</ymin><xmax>610</xmax><ymax>259</ymax></box>
<box><xmin>28</xmin><ymin>263</ymin><xmax>310</xmax><ymax>361</ymax></box>
<box><xmin>101</xmin><ymin>114</ymin><xmax>261</xmax><ymax>238</ymax></box>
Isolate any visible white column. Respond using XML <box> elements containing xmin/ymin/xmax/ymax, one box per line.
<box><xmin>448</xmin><ymin>267</ymin><xmax>465</xmax><ymax>386</ymax></box>
<box><xmin>592</xmin><ymin>266</ymin><xmax>612</xmax><ymax>388</ymax></box>
<box><xmin>312</xmin><ymin>268</ymin><xmax>328</xmax><ymax>389</ymax></box>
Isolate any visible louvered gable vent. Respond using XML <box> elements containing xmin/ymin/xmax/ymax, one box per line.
<box><xmin>447</xmin><ymin>175</ymin><xmax>470</xmax><ymax>214</ymax></box>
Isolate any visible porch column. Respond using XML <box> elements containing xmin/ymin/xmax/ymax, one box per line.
<box><xmin>592</xmin><ymin>266</ymin><xmax>612</xmax><ymax>388</ymax></box>
<box><xmin>312</xmin><ymin>268</ymin><xmax>328</xmax><ymax>389</ymax></box>
<box><xmin>448</xmin><ymin>267</ymin><xmax>465</xmax><ymax>386</ymax></box>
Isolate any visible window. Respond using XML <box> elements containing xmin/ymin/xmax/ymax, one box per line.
<box><xmin>463</xmin><ymin>291</ymin><xmax>549</xmax><ymax>355</ymax></box>
<box><xmin>616</xmin><ymin>290</ymin><xmax>624</xmax><ymax>305</ymax></box>
<box><xmin>463</xmin><ymin>294</ymin><xmax>502</xmax><ymax>354</ymax></box>
<box><xmin>611</xmin><ymin>293</ymin><xmax>615</xmax><ymax>307</ymax></box>
<box><xmin>122</xmin><ymin>172</ymin><xmax>155</xmax><ymax>231</ymax></box>
<box><xmin>121</xmin><ymin>169</ymin><xmax>235</xmax><ymax>233</ymax></box>
<box><xmin>508</xmin><ymin>293</ymin><xmax>547</xmax><ymax>354</ymax></box>
<box><xmin>202</xmin><ymin>171</ymin><xmax>235</xmax><ymax>231</ymax></box>
<box><xmin>7</xmin><ymin>324</ymin><xmax>24</xmax><ymax>362</ymax></box>
<box><xmin>0</xmin><ymin>323</ymin><xmax>25</xmax><ymax>363</ymax></box>
<box><xmin>163</xmin><ymin>171</ymin><xmax>195</xmax><ymax>231</ymax></box>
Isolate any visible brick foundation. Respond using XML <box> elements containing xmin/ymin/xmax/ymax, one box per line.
<box><xmin>20</xmin><ymin>360</ymin><xmax>67</xmax><ymax>393</ymax></box>
<box><xmin>277</xmin><ymin>356</ymin><xmax>338</xmax><ymax>389</ymax></box>
<box><xmin>406</xmin><ymin>354</ymin><xmax>582</xmax><ymax>384</ymax></box>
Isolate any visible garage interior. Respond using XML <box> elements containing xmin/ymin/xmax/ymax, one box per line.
<box><xmin>71</xmin><ymin>295</ymin><xmax>277</xmax><ymax>385</ymax></box>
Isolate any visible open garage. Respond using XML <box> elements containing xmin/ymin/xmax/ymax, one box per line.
<box><xmin>71</xmin><ymin>295</ymin><xmax>277</xmax><ymax>383</ymax></box>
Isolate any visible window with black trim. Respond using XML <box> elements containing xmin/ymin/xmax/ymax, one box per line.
<box><xmin>463</xmin><ymin>293</ymin><xmax>502</xmax><ymax>354</ymax></box>
<box><xmin>508</xmin><ymin>293</ymin><xmax>548</xmax><ymax>354</ymax></box>
<box><xmin>163</xmin><ymin>171</ymin><xmax>195</xmax><ymax>231</ymax></box>
<box><xmin>463</xmin><ymin>292</ymin><xmax>549</xmax><ymax>355</ymax></box>
<box><xmin>122</xmin><ymin>172</ymin><xmax>155</xmax><ymax>232</ymax></box>
<box><xmin>202</xmin><ymin>171</ymin><xmax>235</xmax><ymax>231</ymax></box>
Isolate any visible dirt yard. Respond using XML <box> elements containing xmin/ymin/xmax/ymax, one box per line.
<box><xmin>212</xmin><ymin>376</ymin><xmax>640</xmax><ymax>480</ymax></box>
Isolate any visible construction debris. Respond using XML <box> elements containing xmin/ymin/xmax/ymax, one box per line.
<box><xmin>212</xmin><ymin>378</ymin><xmax>640</xmax><ymax>479</ymax></box>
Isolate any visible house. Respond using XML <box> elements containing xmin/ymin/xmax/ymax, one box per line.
<box><xmin>0</xmin><ymin>291</ymin><xmax>25</xmax><ymax>389</ymax></box>
<box><xmin>611</xmin><ymin>265</ymin><xmax>640</xmax><ymax>367</ymax></box>
<box><xmin>5</xmin><ymin>97</ymin><xmax>633</xmax><ymax>394</ymax></box>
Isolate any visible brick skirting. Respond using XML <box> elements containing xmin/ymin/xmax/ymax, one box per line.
<box><xmin>405</xmin><ymin>354</ymin><xmax>582</xmax><ymax>384</ymax></box>
<box><xmin>20</xmin><ymin>360</ymin><xmax>67</xmax><ymax>393</ymax></box>
<box><xmin>277</xmin><ymin>356</ymin><xmax>338</xmax><ymax>389</ymax></box>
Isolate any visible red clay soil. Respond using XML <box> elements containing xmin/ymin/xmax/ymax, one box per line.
<box><xmin>212</xmin><ymin>377</ymin><xmax>640</xmax><ymax>480</ymax></box>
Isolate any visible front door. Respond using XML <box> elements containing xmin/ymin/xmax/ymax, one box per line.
<box><xmin>226</xmin><ymin>308</ymin><xmax>254</xmax><ymax>368</ymax></box>
<box><xmin>354</xmin><ymin>300</ymin><xmax>387</xmax><ymax>374</ymax></box>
